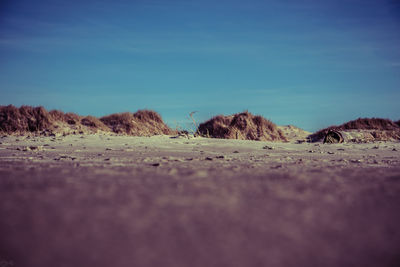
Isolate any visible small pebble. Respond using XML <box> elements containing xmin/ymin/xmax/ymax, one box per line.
<box><xmin>29</xmin><ymin>146</ymin><xmax>43</xmax><ymax>151</ymax></box>
<box><xmin>271</xmin><ymin>164</ymin><xmax>282</xmax><ymax>169</ymax></box>
<box><xmin>263</xmin><ymin>146</ymin><xmax>274</xmax><ymax>150</ymax></box>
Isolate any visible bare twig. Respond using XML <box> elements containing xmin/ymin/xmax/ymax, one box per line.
<box><xmin>189</xmin><ymin>111</ymin><xmax>199</xmax><ymax>135</ymax></box>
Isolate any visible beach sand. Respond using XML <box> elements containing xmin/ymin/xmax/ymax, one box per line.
<box><xmin>0</xmin><ymin>134</ymin><xmax>399</xmax><ymax>267</ymax></box>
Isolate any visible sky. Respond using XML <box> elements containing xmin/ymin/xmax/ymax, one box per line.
<box><xmin>0</xmin><ymin>0</ymin><xmax>399</xmax><ymax>131</ymax></box>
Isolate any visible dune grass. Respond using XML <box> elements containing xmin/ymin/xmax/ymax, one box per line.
<box><xmin>197</xmin><ymin>111</ymin><xmax>287</xmax><ymax>141</ymax></box>
<box><xmin>310</xmin><ymin>118</ymin><xmax>400</xmax><ymax>142</ymax></box>
<box><xmin>100</xmin><ymin>110</ymin><xmax>175</xmax><ymax>136</ymax></box>
<box><xmin>0</xmin><ymin>105</ymin><xmax>175</xmax><ymax>136</ymax></box>
<box><xmin>2</xmin><ymin>105</ymin><xmax>398</xmax><ymax>143</ymax></box>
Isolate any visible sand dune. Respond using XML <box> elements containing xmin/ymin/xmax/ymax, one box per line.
<box><xmin>0</xmin><ymin>105</ymin><xmax>174</xmax><ymax>136</ymax></box>
<box><xmin>198</xmin><ymin>111</ymin><xmax>288</xmax><ymax>141</ymax></box>
<box><xmin>277</xmin><ymin>125</ymin><xmax>311</xmax><ymax>141</ymax></box>
<box><xmin>3</xmin><ymin>105</ymin><xmax>399</xmax><ymax>144</ymax></box>
<box><xmin>310</xmin><ymin>118</ymin><xmax>400</xmax><ymax>142</ymax></box>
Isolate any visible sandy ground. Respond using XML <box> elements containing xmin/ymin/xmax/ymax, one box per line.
<box><xmin>0</xmin><ymin>134</ymin><xmax>400</xmax><ymax>267</ymax></box>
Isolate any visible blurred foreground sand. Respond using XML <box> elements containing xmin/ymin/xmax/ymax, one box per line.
<box><xmin>0</xmin><ymin>134</ymin><xmax>399</xmax><ymax>267</ymax></box>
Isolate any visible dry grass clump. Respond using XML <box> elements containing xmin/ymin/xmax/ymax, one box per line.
<box><xmin>0</xmin><ymin>105</ymin><xmax>94</xmax><ymax>135</ymax></box>
<box><xmin>340</xmin><ymin>118</ymin><xmax>398</xmax><ymax>131</ymax></box>
<box><xmin>0</xmin><ymin>105</ymin><xmax>165</xmax><ymax>136</ymax></box>
<box><xmin>48</xmin><ymin>109</ymin><xmax>66</xmax><ymax>121</ymax></box>
<box><xmin>198</xmin><ymin>111</ymin><xmax>287</xmax><ymax>141</ymax></box>
<box><xmin>80</xmin><ymin>116</ymin><xmax>109</xmax><ymax>131</ymax></box>
<box><xmin>99</xmin><ymin>112</ymin><xmax>135</xmax><ymax>134</ymax></box>
<box><xmin>133</xmin><ymin>110</ymin><xmax>164</xmax><ymax>123</ymax></box>
<box><xmin>64</xmin><ymin>113</ymin><xmax>81</xmax><ymax>125</ymax></box>
<box><xmin>1</xmin><ymin>105</ymin><xmax>175</xmax><ymax>136</ymax></box>
<box><xmin>0</xmin><ymin>105</ymin><xmax>53</xmax><ymax>133</ymax></box>
<box><xmin>0</xmin><ymin>105</ymin><xmax>24</xmax><ymax>133</ymax></box>
<box><xmin>48</xmin><ymin>110</ymin><xmax>80</xmax><ymax>125</ymax></box>
<box><xmin>100</xmin><ymin>110</ymin><xmax>175</xmax><ymax>136</ymax></box>
<box><xmin>310</xmin><ymin>118</ymin><xmax>400</xmax><ymax>142</ymax></box>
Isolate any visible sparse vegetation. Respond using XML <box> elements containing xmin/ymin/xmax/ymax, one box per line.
<box><xmin>133</xmin><ymin>109</ymin><xmax>163</xmax><ymax>123</ymax></box>
<box><xmin>100</xmin><ymin>110</ymin><xmax>174</xmax><ymax>136</ymax></box>
<box><xmin>99</xmin><ymin>112</ymin><xmax>134</xmax><ymax>134</ymax></box>
<box><xmin>197</xmin><ymin>111</ymin><xmax>287</xmax><ymax>141</ymax></box>
<box><xmin>189</xmin><ymin>111</ymin><xmax>199</xmax><ymax>135</ymax></box>
<box><xmin>2</xmin><ymin>105</ymin><xmax>399</xmax><ymax>143</ymax></box>
<box><xmin>0</xmin><ymin>105</ymin><xmax>52</xmax><ymax>133</ymax></box>
<box><xmin>0</xmin><ymin>105</ymin><xmax>175</xmax><ymax>136</ymax></box>
<box><xmin>81</xmin><ymin>116</ymin><xmax>109</xmax><ymax>131</ymax></box>
<box><xmin>310</xmin><ymin>118</ymin><xmax>400</xmax><ymax>142</ymax></box>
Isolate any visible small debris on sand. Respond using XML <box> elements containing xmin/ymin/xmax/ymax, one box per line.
<box><xmin>263</xmin><ymin>146</ymin><xmax>275</xmax><ymax>150</ymax></box>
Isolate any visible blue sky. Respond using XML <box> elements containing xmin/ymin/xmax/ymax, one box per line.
<box><xmin>1</xmin><ymin>0</ymin><xmax>399</xmax><ymax>131</ymax></box>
